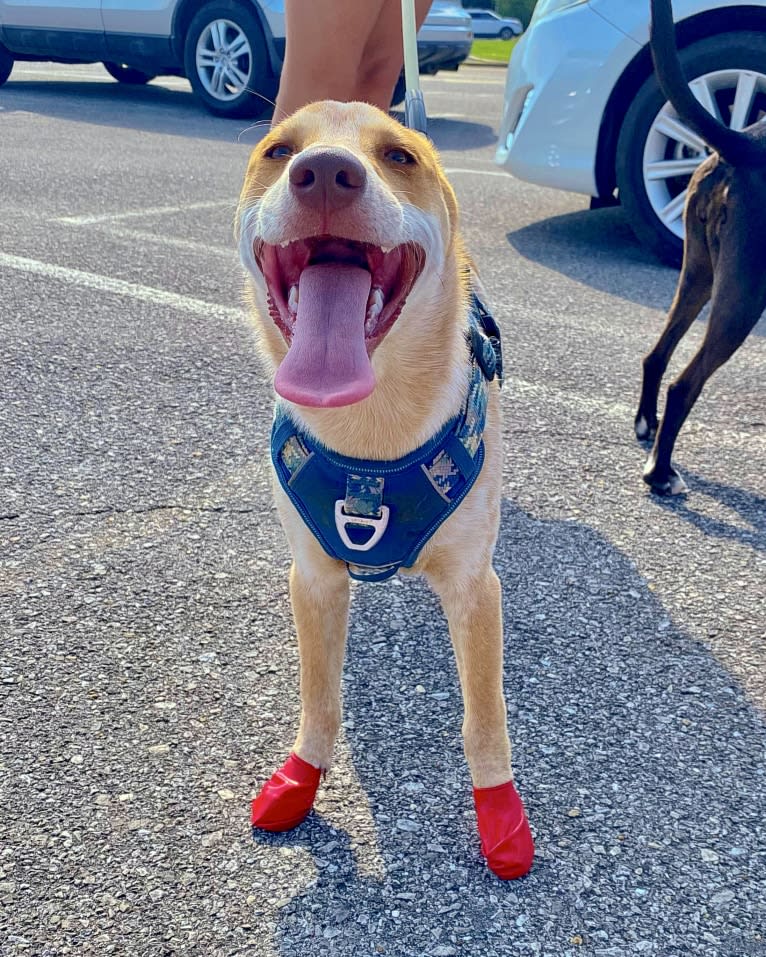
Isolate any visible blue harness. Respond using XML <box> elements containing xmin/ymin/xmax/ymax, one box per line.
<box><xmin>271</xmin><ymin>294</ymin><xmax>503</xmax><ymax>582</ymax></box>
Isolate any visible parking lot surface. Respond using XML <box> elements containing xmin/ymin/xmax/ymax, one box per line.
<box><xmin>1</xmin><ymin>64</ymin><xmax>764</xmax><ymax>957</ymax></box>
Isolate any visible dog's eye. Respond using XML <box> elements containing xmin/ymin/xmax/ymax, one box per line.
<box><xmin>266</xmin><ymin>143</ymin><xmax>294</xmax><ymax>160</ymax></box>
<box><xmin>385</xmin><ymin>148</ymin><xmax>415</xmax><ymax>166</ymax></box>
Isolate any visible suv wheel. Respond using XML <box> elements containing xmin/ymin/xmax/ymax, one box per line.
<box><xmin>616</xmin><ymin>32</ymin><xmax>766</xmax><ymax>266</ymax></box>
<box><xmin>184</xmin><ymin>0</ymin><xmax>272</xmax><ymax>118</ymax></box>
<box><xmin>499</xmin><ymin>27</ymin><xmax>513</xmax><ymax>41</ymax></box>
<box><xmin>103</xmin><ymin>62</ymin><xmax>156</xmax><ymax>84</ymax></box>
<box><xmin>0</xmin><ymin>44</ymin><xmax>13</xmax><ymax>86</ymax></box>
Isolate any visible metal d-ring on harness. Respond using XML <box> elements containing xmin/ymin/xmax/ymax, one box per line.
<box><xmin>270</xmin><ymin>295</ymin><xmax>503</xmax><ymax>582</ymax></box>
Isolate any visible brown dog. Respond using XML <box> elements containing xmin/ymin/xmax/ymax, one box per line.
<box><xmin>237</xmin><ymin>101</ymin><xmax>533</xmax><ymax>879</ymax></box>
<box><xmin>635</xmin><ymin>0</ymin><xmax>766</xmax><ymax>494</ymax></box>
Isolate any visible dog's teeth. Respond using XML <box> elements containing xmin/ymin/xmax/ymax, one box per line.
<box><xmin>288</xmin><ymin>284</ymin><xmax>299</xmax><ymax>314</ymax></box>
<box><xmin>366</xmin><ymin>287</ymin><xmax>384</xmax><ymax>327</ymax></box>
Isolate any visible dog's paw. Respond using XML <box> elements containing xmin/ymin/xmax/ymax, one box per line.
<box><xmin>251</xmin><ymin>752</ymin><xmax>321</xmax><ymax>832</ymax></box>
<box><xmin>642</xmin><ymin>459</ymin><xmax>688</xmax><ymax>496</ymax></box>
<box><xmin>634</xmin><ymin>414</ymin><xmax>657</xmax><ymax>444</ymax></box>
<box><xmin>473</xmin><ymin>779</ymin><xmax>534</xmax><ymax>880</ymax></box>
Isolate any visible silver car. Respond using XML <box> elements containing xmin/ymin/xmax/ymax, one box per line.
<box><xmin>0</xmin><ymin>0</ymin><xmax>472</xmax><ymax>118</ymax></box>
<box><xmin>466</xmin><ymin>8</ymin><xmax>522</xmax><ymax>40</ymax></box>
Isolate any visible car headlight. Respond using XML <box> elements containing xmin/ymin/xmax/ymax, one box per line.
<box><xmin>530</xmin><ymin>0</ymin><xmax>589</xmax><ymax>24</ymax></box>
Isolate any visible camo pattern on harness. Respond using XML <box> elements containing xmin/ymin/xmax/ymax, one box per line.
<box><xmin>345</xmin><ymin>475</ymin><xmax>386</xmax><ymax>518</ymax></box>
<box><xmin>280</xmin><ymin>435</ymin><xmax>309</xmax><ymax>478</ymax></box>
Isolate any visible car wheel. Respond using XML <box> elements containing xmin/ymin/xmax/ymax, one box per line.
<box><xmin>184</xmin><ymin>0</ymin><xmax>273</xmax><ymax>118</ymax></box>
<box><xmin>616</xmin><ymin>32</ymin><xmax>766</xmax><ymax>266</ymax></box>
<box><xmin>499</xmin><ymin>27</ymin><xmax>513</xmax><ymax>41</ymax></box>
<box><xmin>103</xmin><ymin>62</ymin><xmax>156</xmax><ymax>85</ymax></box>
<box><xmin>0</xmin><ymin>44</ymin><xmax>13</xmax><ymax>86</ymax></box>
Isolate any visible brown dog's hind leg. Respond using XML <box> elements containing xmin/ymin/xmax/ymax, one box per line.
<box><xmin>635</xmin><ymin>212</ymin><xmax>713</xmax><ymax>444</ymax></box>
<box><xmin>427</xmin><ymin>558</ymin><xmax>534</xmax><ymax>879</ymax></box>
<box><xmin>644</xmin><ymin>266</ymin><xmax>766</xmax><ymax>495</ymax></box>
<box><xmin>251</xmin><ymin>555</ymin><xmax>349</xmax><ymax>832</ymax></box>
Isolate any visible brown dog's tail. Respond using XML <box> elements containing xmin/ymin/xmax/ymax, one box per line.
<box><xmin>650</xmin><ymin>0</ymin><xmax>766</xmax><ymax>166</ymax></box>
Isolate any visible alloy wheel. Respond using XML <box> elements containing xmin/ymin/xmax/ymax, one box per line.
<box><xmin>643</xmin><ymin>67</ymin><xmax>766</xmax><ymax>239</ymax></box>
<box><xmin>195</xmin><ymin>17</ymin><xmax>252</xmax><ymax>102</ymax></box>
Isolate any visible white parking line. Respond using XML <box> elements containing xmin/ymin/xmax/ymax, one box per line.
<box><xmin>428</xmin><ymin>75</ymin><xmax>506</xmax><ymax>85</ymax></box>
<box><xmin>445</xmin><ymin>167</ymin><xmax>508</xmax><ymax>178</ymax></box>
<box><xmin>11</xmin><ymin>68</ymin><xmax>112</xmax><ymax>81</ymax></box>
<box><xmin>56</xmin><ymin>200</ymin><xmax>233</xmax><ymax>226</ymax></box>
<box><xmin>513</xmin><ymin>376</ymin><xmax>766</xmax><ymax>450</ymax></box>
<box><xmin>514</xmin><ymin>377</ymin><xmax>632</xmax><ymax>421</ymax></box>
<box><xmin>12</xmin><ymin>66</ymin><xmax>191</xmax><ymax>88</ymax></box>
<box><xmin>111</xmin><ymin>227</ymin><xmax>238</xmax><ymax>257</ymax></box>
<box><xmin>0</xmin><ymin>251</ymin><xmax>244</xmax><ymax>322</ymax></box>
<box><xmin>428</xmin><ymin>91</ymin><xmax>503</xmax><ymax>97</ymax></box>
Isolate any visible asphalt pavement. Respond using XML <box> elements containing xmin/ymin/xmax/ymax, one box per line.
<box><xmin>1</xmin><ymin>63</ymin><xmax>764</xmax><ymax>957</ymax></box>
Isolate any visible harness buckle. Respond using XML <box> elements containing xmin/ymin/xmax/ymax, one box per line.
<box><xmin>334</xmin><ymin>500</ymin><xmax>390</xmax><ymax>552</ymax></box>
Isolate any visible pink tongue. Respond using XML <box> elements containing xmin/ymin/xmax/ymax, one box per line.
<box><xmin>274</xmin><ymin>263</ymin><xmax>375</xmax><ymax>408</ymax></box>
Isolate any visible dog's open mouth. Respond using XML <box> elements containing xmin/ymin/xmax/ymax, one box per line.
<box><xmin>254</xmin><ymin>237</ymin><xmax>425</xmax><ymax>408</ymax></box>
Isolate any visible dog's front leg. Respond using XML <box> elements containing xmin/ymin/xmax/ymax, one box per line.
<box><xmin>252</xmin><ymin>542</ymin><xmax>350</xmax><ymax>833</ymax></box>
<box><xmin>290</xmin><ymin>558</ymin><xmax>350</xmax><ymax>768</ymax></box>
<box><xmin>427</xmin><ymin>560</ymin><xmax>534</xmax><ymax>880</ymax></box>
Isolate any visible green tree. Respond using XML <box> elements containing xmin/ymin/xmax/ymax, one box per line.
<box><xmin>494</xmin><ymin>0</ymin><xmax>537</xmax><ymax>28</ymax></box>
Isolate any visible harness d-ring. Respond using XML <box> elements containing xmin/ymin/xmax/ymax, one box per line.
<box><xmin>334</xmin><ymin>501</ymin><xmax>391</xmax><ymax>552</ymax></box>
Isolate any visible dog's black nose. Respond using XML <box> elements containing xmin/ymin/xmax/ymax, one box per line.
<box><xmin>289</xmin><ymin>148</ymin><xmax>367</xmax><ymax>211</ymax></box>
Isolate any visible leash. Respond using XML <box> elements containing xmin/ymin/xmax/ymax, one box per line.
<box><xmin>401</xmin><ymin>0</ymin><xmax>427</xmax><ymax>135</ymax></box>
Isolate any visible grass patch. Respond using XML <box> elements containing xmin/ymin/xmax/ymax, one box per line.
<box><xmin>470</xmin><ymin>38</ymin><xmax>518</xmax><ymax>63</ymax></box>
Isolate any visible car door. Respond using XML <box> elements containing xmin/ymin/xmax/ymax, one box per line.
<box><xmin>485</xmin><ymin>14</ymin><xmax>501</xmax><ymax>38</ymax></box>
<box><xmin>0</xmin><ymin>0</ymin><xmax>105</xmax><ymax>57</ymax></box>
<box><xmin>472</xmin><ymin>12</ymin><xmax>498</xmax><ymax>38</ymax></box>
<box><xmin>100</xmin><ymin>0</ymin><xmax>176</xmax><ymax>68</ymax></box>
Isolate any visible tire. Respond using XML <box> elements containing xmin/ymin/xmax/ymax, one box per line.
<box><xmin>499</xmin><ymin>27</ymin><xmax>513</xmax><ymax>41</ymax></box>
<box><xmin>184</xmin><ymin>0</ymin><xmax>273</xmax><ymax>118</ymax></box>
<box><xmin>103</xmin><ymin>62</ymin><xmax>156</xmax><ymax>85</ymax></box>
<box><xmin>615</xmin><ymin>32</ymin><xmax>766</xmax><ymax>266</ymax></box>
<box><xmin>0</xmin><ymin>44</ymin><xmax>13</xmax><ymax>86</ymax></box>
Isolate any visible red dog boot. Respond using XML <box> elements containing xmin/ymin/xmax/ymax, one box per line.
<box><xmin>473</xmin><ymin>779</ymin><xmax>534</xmax><ymax>880</ymax></box>
<box><xmin>251</xmin><ymin>752</ymin><xmax>321</xmax><ymax>832</ymax></box>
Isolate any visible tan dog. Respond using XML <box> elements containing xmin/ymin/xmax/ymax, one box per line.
<box><xmin>238</xmin><ymin>101</ymin><xmax>533</xmax><ymax>880</ymax></box>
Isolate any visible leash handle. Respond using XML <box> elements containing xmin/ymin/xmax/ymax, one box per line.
<box><xmin>401</xmin><ymin>0</ymin><xmax>427</xmax><ymax>134</ymax></box>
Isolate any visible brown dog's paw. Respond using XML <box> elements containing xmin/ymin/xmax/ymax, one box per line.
<box><xmin>634</xmin><ymin>414</ymin><xmax>657</xmax><ymax>444</ymax></box>
<box><xmin>642</xmin><ymin>461</ymin><xmax>688</xmax><ymax>496</ymax></box>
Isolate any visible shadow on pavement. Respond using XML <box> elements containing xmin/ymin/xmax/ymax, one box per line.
<box><xmin>507</xmin><ymin>206</ymin><xmax>677</xmax><ymax>311</ymax></box>
<box><xmin>391</xmin><ymin>112</ymin><xmax>498</xmax><ymax>151</ymax></box>
<box><xmin>0</xmin><ymin>79</ymin><xmax>274</xmax><ymax>144</ymax></box>
<box><xmin>507</xmin><ymin>206</ymin><xmax>766</xmax><ymax>338</ymax></box>
<box><xmin>2</xmin><ymin>81</ymin><xmax>496</xmax><ymax>152</ymax></box>
<box><xmin>650</xmin><ymin>474</ymin><xmax>766</xmax><ymax>553</ymax></box>
<box><xmin>263</xmin><ymin>500</ymin><xmax>766</xmax><ymax>956</ymax></box>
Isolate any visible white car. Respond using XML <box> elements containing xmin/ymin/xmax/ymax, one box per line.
<box><xmin>466</xmin><ymin>9</ymin><xmax>523</xmax><ymax>40</ymax></box>
<box><xmin>495</xmin><ymin>0</ymin><xmax>766</xmax><ymax>264</ymax></box>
